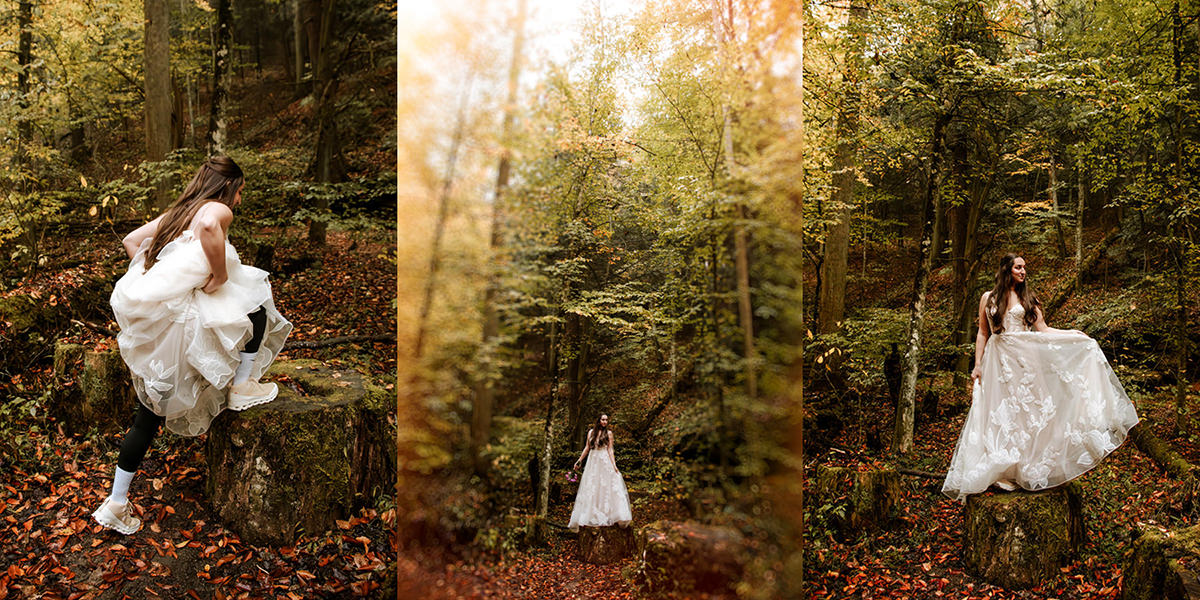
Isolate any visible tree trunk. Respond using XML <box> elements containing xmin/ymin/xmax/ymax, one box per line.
<box><xmin>292</xmin><ymin>0</ymin><xmax>304</xmax><ymax>85</ymax></box>
<box><xmin>816</xmin><ymin>0</ymin><xmax>865</xmax><ymax>335</ymax></box>
<box><xmin>951</xmin><ymin>171</ymin><xmax>989</xmax><ymax>378</ymax></box>
<box><xmin>16</xmin><ymin>0</ymin><xmax>33</xmax><ymax>151</ymax></box>
<box><xmin>712</xmin><ymin>0</ymin><xmax>757</xmax><ymax>399</ymax></box>
<box><xmin>894</xmin><ymin>113</ymin><xmax>948</xmax><ymax>455</ymax></box>
<box><xmin>471</xmin><ymin>0</ymin><xmax>526</xmax><ymax>476</ymax></box>
<box><xmin>1076</xmin><ymin>176</ymin><xmax>1085</xmax><ymax>288</ymax></box>
<box><xmin>535</xmin><ymin>317</ymin><xmax>560</xmax><ymax>537</ymax></box>
<box><xmin>307</xmin><ymin>0</ymin><xmax>339</xmax><ymax>244</ymax></box>
<box><xmin>565</xmin><ymin>316</ymin><xmax>590</xmax><ymax>452</ymax></box>
<box><xmin>207</xmin><ymin>0</ymin><xmax>234</xmax><ymax>155</ymax></box>
<box><xmin>414</xmin><ymin>75</ymin><xmax>472</xmax><ymax>359</ymax></box>
<box><xmin>144</xmin><ymin>0</ymin><xmax>173</xmax><ymax>209</ymax></box>
<box><xmin>1050</xmin><ymin>159</ymin><xmax>1068</xmax><ymax>257</ymax></box>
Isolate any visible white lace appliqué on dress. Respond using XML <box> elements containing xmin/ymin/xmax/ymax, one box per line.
<box><xmin>941</xmin><ymin>293</ymin><xmax>1140</xmax><ymax>501</ymax></box>
<box><xmin>568</xmin><ymin>437</ymin><xmax>633</xmax><ymax>530</ymax></box>
<box><xmin>111</xmin><ymin>230</ymin><xmax>292</xmax><ymax>436</ymax></box>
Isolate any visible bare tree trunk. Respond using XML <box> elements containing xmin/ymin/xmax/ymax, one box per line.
<box><xmin>895</xmin><ymin>113</ymin><xmax>948</xmax><ymax>455</ymax></box>
<box><xmin>17</xmin><ymin>1</ymin><xmax>33</xmax><ymax>151</ymax></box>
<box><xmin>1050</xmin><ymin>159</ymin><xmax>1068</xmax><ymax>257</ymax></box>
<box><xmin>414</xmin><ymin>76</ymin><xmax>472</xmax><ymax>359</ymax></box>
<box><xmin>817</xmin><ymin>0</ymin><xmax>866</xmax><ymax>335</ymax></box>
<box><xmin>144</xmin><ymin>0</ymin><xmax>173</xmax><ymax>209</ymax></box>
<box><xmin>307</xmin><ymin>0</ymin><xmax>339</xmax><ymax>244</ymax></box>
<box><xmin>565</xmin><ymin>316</ymin><xmax>590</xmax><ymax>452</ymax></box>
<box><xmin>292</xmin><ymin>0</ymin><xmax>304</xmax><ymax>85</ymax></box>
<box><xmin>471</xmin><ymin>0</ymin><xmax>526</xmax><ymax>476</ymax></box>
<box><xmin>534</xmin><ymin>315</ymin><xmax>561</xmax><ymax>542</ymax></box>
<box><xmin>712</xmin><ymin>0</ymin><xmax>757</xmax><ymax>399</ymax></box>
<box><xmin>1076</xmin><ymin>177</ymin><xmax>1085</xmax><ymax>288</ymax></box>
<box><xmin>207</xmin><ymin>0</ymin><xmax>234</xmax><ymax>154</ymax></box>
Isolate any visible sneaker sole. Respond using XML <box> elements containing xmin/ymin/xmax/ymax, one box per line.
<box><xmin>228</xmin><ymin>387</ymin><xmax>279</xmax><ymax>412</ymax></box>
<box><xmin>93</xmin><ymin>508</ymin><xmax>140</xmax><ymax>535</ymax></box>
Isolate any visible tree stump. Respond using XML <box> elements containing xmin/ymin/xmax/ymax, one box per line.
<box><xmin>963</xmin><ymin>485</ymin><xmax>1084</xmax><ymax>589</ymax></box>
<box><xmin>636</xmin><ymin>520</ymin><xmax>745</xmax><ymax>594</ymax></box>
<box><xmin>205</xmin><ymin>359</ymin><xmax>395</xmax><ymax>545</ymax></box>
<box><xmin>50</xmin><ymin>341</ymin><xmax>133</xmax><ymax>436</ymax></box>
<box><xmin>809</xmin><ymin>466</ymin><xmax>900</xmax><ymax>534</ymax></box>
<box><xmin>577</xmin><ymin>525</ymin><xmax>635</xmax><ymax>564</ymax></box>
<box><xmin>1123</xmin><ymin>525</ymin><xmax>1200</xmax><ymax>600</ymax></box>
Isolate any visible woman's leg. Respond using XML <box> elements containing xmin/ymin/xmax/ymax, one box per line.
<box><xmin>233</xmin><ymin>306</ymin><xmax>267</xmax><ymax>385</ymax></box>
<box><xmin>110</xmin><ymin>403</ymin><xmax>165</xmax><ymax>503</ymax></box>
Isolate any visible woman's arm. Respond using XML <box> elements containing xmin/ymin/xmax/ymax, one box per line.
<box><xmin>122</xmin><ymin>215</ymin><xmax>164</xmax><ymax>260</ymax></box>
<box><xmin>607</xmin><ymin>431</ymin><xmax>618</xmax><ymax>473</ymax></box>
<box><xmin>196</xmin><ymin>202</ymin><xmax>233</xmax><ymax>293</ymax></box>
<box><xmin>574</xmin><ymin>430</ymin><xmax>592</xmax><ymax>469</ymax></box>
<box><xmin>1032</xmin><ymin>306</ymin><xmax>1070</xmax><ymax>333</ymax></box>
<box><xmin>972</xmin><ymin>293</ymin><xmax>991</xmax><ymax>382</ymax></box>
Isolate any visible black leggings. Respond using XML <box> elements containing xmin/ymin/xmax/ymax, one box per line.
<box><xmin>116</xmin><ymin>306</ymin><xmax>267</xmax><ymax>472</ymax></box>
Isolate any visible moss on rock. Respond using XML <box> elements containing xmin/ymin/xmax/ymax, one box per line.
<box><xmin>49</xmin><ymin>340</ymin><xmax>133</xmax><ymax>435</ymax></box>
<box><xmin>205</xmin><ymin>359</ymin><xmax>396</xmax><ymax>545</ymax></box>
<box><xmin>635</xmin><ymin>520</ymin><xmax>745</xmax><ymax>594</ymax></box>
<box><xmin>963</xmin><ymin>485</ymin><xmax>1084</xmax><ymax>589</ymax></box>
<box><xmin>1123</xmin><ymin>525</ymin><xmax>1200</xmax><ymax>600</ymax></box>
<box><xmin>809</xmin><ymin>466</ymin><xmax>900</xmax><ymax>535</ymax></box>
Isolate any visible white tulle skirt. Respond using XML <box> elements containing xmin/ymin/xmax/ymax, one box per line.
<box><xmin>942</xmin><ymin>330</ymin><xmax>1140</xmax><ymax>501</ymax></box>
<box><xmin>110</xmin><ymin>230</ymin><xmax>292</xmax><ymax>436</ymax></box>
<box><xmin>568</xmin><ymin>448</ymin><xmax>633</xmax><ymax>530</ymax></box>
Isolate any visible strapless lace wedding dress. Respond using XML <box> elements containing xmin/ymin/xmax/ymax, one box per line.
<box><xmin>568</xmin><ymin>444</ymin><xmax>633</xmax><ymax>530</ymax></box>
<box><xmin>942</xmin><ymin>293</ymin><xmax>1139</xmax><ymax>501</ymax></box>
<box><xmin>110</xmin><ymin>230</ymin><xmax>291</xmax><ymax>436</ymax></box>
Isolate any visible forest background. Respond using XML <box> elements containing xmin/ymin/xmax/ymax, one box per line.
<box><xmin>0</xmin><ymin>0</ymin><xmax>399</xmax><ymax>597</ymax></box>
<box><xmin>803</xmin><ymin>0</ymin><xmax>1200</xmax><ymax>599</ymax></box>
<box><xmin>398</xmin><ymin>0</ymin><xmax>807</xmax><ymax>598</ymax></box>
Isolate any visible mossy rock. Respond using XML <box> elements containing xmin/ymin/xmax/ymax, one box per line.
<box><xmin>635</xmin><ymin>520</ymin><xmax>745</xmax><ymax>594</ymax></box>
<box><xmin>0</xmin><ymin>294</ymin><xmax>54</xmax><ymax>333</ymax></box>
<box><xmin>963</xmin><ymin>485</ymin><xmax>1084</xmax><ymax>589</ymax></box>
<box><xmin>578</xmin><ymin>524</ymin><xmax>635</xmax><ymax>565</ymax></box>
<box><xmin>809</xmin><ymin>466</ymin><xmax>900</xmax><ymax>535</ymax></box>
<box><xmin>205</xmin><ymin>359</ymin><xmax>396</xmax><ymax>545</ymax></box>
<box><xmin>49</xmin><ymin>341</ymin><xmax>133</xmax><ymax>436</ymax></box>
<box><xmin>1123</xmin><ymin>525</ymin><xmax>1200</xmax><ymax>600</ymax></box>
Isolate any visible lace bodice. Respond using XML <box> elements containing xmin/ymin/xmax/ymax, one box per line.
<box><xmin>986</xmin><ymin>292</ymin><xmax>1032</xmax><ymax>333</ymax></box>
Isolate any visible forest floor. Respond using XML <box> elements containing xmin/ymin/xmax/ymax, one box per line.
<box><xmin>0</xmin><ymin>225</ymin><xmax>398</xmax><ymax>599</ymax></box>
<box><xmin>395</xmin><ymin>477</ymin><xmax>744</xmax><ymax>599</ymax></box>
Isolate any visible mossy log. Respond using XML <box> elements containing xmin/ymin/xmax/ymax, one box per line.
<box><xmin>1130</xmin><ymin>423</ymin><xmax>1199</xmax><ymax>480</ymax></box>
<box><xmin>963</xmin><ymin>485</ymin><xmax>1084</xmax><ymax>589</ymax></box>
<box><xmin>577</xmin><ymin>524</ymin><xmax>635</xmax><ymax>565</ymax></box>
<box><xmin>809</xmin><ymin>466</ymin><xmax>900</xmax><ymax>534</ymax></box>
<box><xmin>50</xmin><ymin>341</ymin><xmax>133</xmax><ymax>436</ymax></box>
<box><xmin>636</xmin><ymin>520</ymin><xmax>745</xmax><ymax>594</ymax></box>
<box><xmin>1123</xmin><ymin>525</ymin><xmax>1200</xmax><ymax>600</ymax></box>
<box><xmin>205</xmin><ymin>359</ymin><xmax>396</xmax><ymax>545</ymax></box>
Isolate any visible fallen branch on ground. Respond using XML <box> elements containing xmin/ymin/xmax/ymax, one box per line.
<box><xmin>283</xmin><ymin>334</ymin><xmax>396</xmax><ymax>350</ymax></box>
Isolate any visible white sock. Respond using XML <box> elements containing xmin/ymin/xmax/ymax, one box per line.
<box><xmin>233</xmin><ymin>351</ymin><xmax>256</xmax><ymax>385</ymax></box>
<box><xmin>109</xmin><ymin>467</ymin><xmax>136</xmax><ymax>504</ymax></box>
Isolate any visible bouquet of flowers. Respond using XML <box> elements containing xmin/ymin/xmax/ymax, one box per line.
<box><xmin>565</xmin><ymin>470</ymin><xmax>579</xmax><ymax>483</ymax></box>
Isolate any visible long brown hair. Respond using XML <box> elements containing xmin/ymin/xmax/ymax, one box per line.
<box><xmin>986</xmin><ymin>253</ymin><xmax>1040</xmax><ymax>333</ymax></box>
<box><xmin>143</xmin><ymin>156</ymin><xmax>245</xmax><ymax>271</ymax></box>
<box><xmin>588</xmin><ymin>414</ymin><xmax>610</xmax><ymax>449</ymax></box>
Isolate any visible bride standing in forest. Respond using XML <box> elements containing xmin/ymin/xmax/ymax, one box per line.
<box><xmin>942</xmin><ymin>253</ymin><xmax>1140</xmax><ymax>501</ymax></box>
<box><xmin>568</xmin><ymin>414</ymin><xmax>633</xmax><ymax>530</ymax></box>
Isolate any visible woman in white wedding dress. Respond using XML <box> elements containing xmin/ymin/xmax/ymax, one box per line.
<box><xmin>92</xmin><ymin>156</ymin><xmax>292</xmax><ymax>534</ymax></box>
<box><xmin>569</xmin><ymin>414</ymin><xmax>633</xmax><ymax>530</ymax></box>
<box><xmin>942</xmin><ymin>253</ymin><xmax>1140</xmax><ymax>501</ymax></box>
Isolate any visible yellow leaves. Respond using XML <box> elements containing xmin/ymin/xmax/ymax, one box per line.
<box><xmin>79</xmin><ymin>175</ymin><xmax>88</xmax><ymax>188</ymax></box>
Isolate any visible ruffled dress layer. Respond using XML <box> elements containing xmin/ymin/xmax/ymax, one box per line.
<box><xmin>568</xmin><ymin>445</ymin><xmax>633</xmax><ymax>530</ymax></box>
<box><xmin>942</xmin><ymin>299</ymin><xmax>1140</xmax><ymax>501</ymax></box>
<box><xmin>110</xmin><ymin>230</ymin><xmax>292</xmax><ymax>436</ymax></box>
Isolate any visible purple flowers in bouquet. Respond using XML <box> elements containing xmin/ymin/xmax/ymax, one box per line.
<box><xmin>565</xmin><ymin>470</ymin><xmax>579</xmax><ymax>483</ymax></box>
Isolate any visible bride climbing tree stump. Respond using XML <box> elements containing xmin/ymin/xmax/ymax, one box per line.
<box><xmin>577</xmin><ymin>525</ymin><xmax>635</xmax><ymax>564</ymax></box>
<box><xmin>205</xmin><ymin>359</ymin><xmax>395</xmax><ymax>545</ymax></box>
<box><xmin>963</xmin><ymin>485</ymin><xmax>1084</xmax><ymax>589</ymax></box>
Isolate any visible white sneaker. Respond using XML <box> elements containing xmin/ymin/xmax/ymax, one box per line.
<box><xmin>92</xmin><ymin>498</ymin><xmax>142</xmax><ymax>535</ymax></box>
<box><xmin>994</xmin><ymin>479</ymin><xmax>1018</xmax><ymax>491</ymax></box>
<box><xmin>228</xmin><ymin>380</ymin><xmax>278</xmax><ymax>411</ymax></box>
